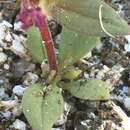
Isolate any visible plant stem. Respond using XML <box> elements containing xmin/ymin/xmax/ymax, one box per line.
<box><xmin>36</xmin><ymin>13</ymin><xmax>58</xmax><ymax>71</ymax></box>
<box><xmin>19</xmin><ymin>0</ymin><xmax>58</xmax><ymax>71</ymax></box>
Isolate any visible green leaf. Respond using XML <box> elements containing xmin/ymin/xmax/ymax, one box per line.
<box><xmin>64</xmin><ymin>79</ymin><xmax>110</xmax><ymax>100</ymax></box>
<box><xmin>63</xmin><ymin>67</ymin><xmax>82</xmax><ymax>80</ymax></box>
<box><xmin>22</xmin><ymin>83</ymin><xmax>64</xmax><ymax>130</ymax></box>
<box><xmin>58</xmin><ymin>27</ymin><xmax>99</xmax><ymax>69</ymax></box>
<box><xmin>50</xmin><ymin>0</ymin><xmax>130</xmax><ymax>36</ymax></box>
<box><xmin>27</xmin><ymin>26</ymin><xmax>45</xmax><ymax>63</ymax></box>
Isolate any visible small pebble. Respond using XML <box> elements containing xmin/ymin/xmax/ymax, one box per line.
<box><xmin>5</xmin><ymin>32</ymin><xmax>12</xmax><ymax>42</ymax></box>
<box><xmin>125</xmin><ymin>43</ymin><xmax>130</xmax><ymax>52</ymax></box>
<box><xmin>128</xmin><ymin>88</ymin><xmax>130</xmax><ymax>96</ymax></box>
<box><xmin>84</xmin><ymin>72</ymin><xmax>89</xmax><ymax>79</ymax></box>
<box><xmin>55</xmin><ymin>114</ymin><xmax>66</xmax><ymax>126</ymax></box>
<box><xmin>125</xmin><ymin>35</ymin><xmax>130</xmax><ymax>43</ymax></box>
<box><xmin>11</xmin><ymin>38</ymin><xmax>26</xmax><ymax>56</ymax></box>
<box><xmin>1</xmin><ymin>100</ymin><xmax>18</xmax><ymax>109</ymax></box>
<box><xmin>23</xmin><ymin>72</ymin><xmax>39</xmax><ymax>85</ymax></box>
<box><xmin>11</xmin><ymin>119</ymin><xmax>26</xmax><ymax>130</ymax></box>
<box><xmin>13</xmin><ymin>85</ymin><xmax>26</xmax><ymax>96</ymax></box>
<box><xmin>0</xmin><ymin>87</ymin><xmax>8</xmax><ymax>99</ymax></box>
<box><xmin>0</xmin><ymin>47</ymin><xmax>3</xmax><ymax>51</ymax></box>
<box><xmin>12</xmin><ymin>59</ymin><xmax>35</xmax><ymax>78</ymax></box>
<box><xmin>0</xmin><ymin>52</ymin><xmax>7</xmax><ymax>64</ymax></box>
<box><xmin>54</xmin><ymin>102</ymin><xmax>71</xmax><ymax>126</ymax></box>
<box><xmin>4</xmin><ymin>63</ymin><xmax>9</xmax><ymax>70</ymax></box>
<box><xmin>1</xmin><ymin>110</ymin><xmax>11</xmax><ymax>119</ymax></box>
<box><xmin>0</xmin><ymin>79</ymin><xmax>4</xmax><ymax>84</ymax></box>
<box><xmin>80</xmin><ymin>120</ymin><xmax>91</xmax><ymax>127</ymax></box>
<box><xmin>125</xmin><ymin>35</ymin><xmax>130</xmax><ymax>52</ymax></box>
<box><xmin>1</xmin><ymin>20</ymin><xmax>12</xmax><ymax>28</ymax></box>
<box><xmin>14</xmin><ymin>22</ymin><xmax>23</xmax><ymax>31</ymax></box>
<box><xmin>54</xmin><ymin>34</ymin><xmax>61</xmax><ymax>45</ymax></box>
<box><xmin>89</xmin><ymin>72</ymin><xmax>95</xmax><ymax>78</ymax></box>
<box><xmin>123</xmin><ymin>96</ymin><xmax>130</xmax><ymax>110</ymax></box>
<box><xmin>122</xmin><ymin>86</ymin><xmax>129</xmax><ymax>94</ymax></box>
<box><xmin>122</xmin><ymin>117</ymin><xmax>130</xmax><ymax>130</ymax></box>
<box><xmin>52</xmin><ymin>128</ymin><xmax>61</xmax><ymax>130</ymax></box>
<box><xmin>0</xmin><ymin>26</ymin><xmax>6</xmax><ymax>40</ymax></box>
<box><xmin>12</xmin><ymin>104</ymin><xmax>22</xmax><ymax>116</ymax></box>
<box><xmin>96</xmin><ymin>71</ymin><xmax>105</xmax><ymax>80</ymax></box>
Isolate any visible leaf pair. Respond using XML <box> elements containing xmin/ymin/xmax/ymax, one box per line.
<box><xmin>22</xmin><ymin>78</ymin><xmax>110</xmax><ymax>130</ymax></box>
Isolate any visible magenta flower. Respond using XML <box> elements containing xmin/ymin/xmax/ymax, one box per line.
<box><xmin>18</xmin><ymin>0</ymin><xmax>42</xmax><ymax>29</ymax></box>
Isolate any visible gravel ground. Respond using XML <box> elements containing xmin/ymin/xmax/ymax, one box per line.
<box><xmin>1</xmin><ymin>0</ymin><xmax>130</xmax><ymax>130</ymax></box>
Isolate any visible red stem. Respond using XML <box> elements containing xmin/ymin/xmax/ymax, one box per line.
<box><xmin>19</xmin><ymin>0</ymin><xmax>57</xmax><ymax>71</ymax></box>
<box><xmin>38</xmin><ymin>16</ymin><xmax>58</xmax><ymax>71</ymax></box>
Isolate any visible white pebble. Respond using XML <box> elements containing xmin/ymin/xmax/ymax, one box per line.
<box><xmin>125</xmin><ymin>35</ymin><xmax>130</xmax><ymax>52</ymax></box>
<box><xmin>0</xmin><ymin>26</ymin><xmax>6</xmax><ymax>40</ymax></box>
<box><xmin>122</xmin><ymin>117</ymin><xmax>130</xmax><ymax>130</ymax></box>
<box><xmin>23</xmin><ymin>72</ymin><xmax>39</xmax><ymax>85</ymax></box>
<box><xmin>80</xmin><ymin>120</ymin><xmax>91</xmax><ymax>127</ymax></box>
<box><xmin>2</xmin><ymin>110</ymin><xmax>11</xmax><ymax>119</ymax></box>
<box><xmin>11</xmin><ymin>119</ymin><xmax>26</xmax><ymax>130</ymax></box>
<box><xmin>84</xmin><ymin>52</ymin><xmax>92</xmax><ymax>58</ymax></box>
<box><xmin>125</xmin><ymin>35</ymin><xmax>130</xmax><ymax>44</ymax></box>
<box><xmin>0</xmin><ymin>87</ymin><xmax>7</xmax><ymax>99</ymax></box>
<box><xmin>0</xmin><ymin>52</ymin><xmax>7</xmax><ymax>64</ymax></box>
<box><xmin>4</xmin><ymin>63</ymin><xmax>9</xmax><ymax>70</ymax></box>
<box><xmin>122</xmin><ymin>86</ymin><xmax>129</xmax><ymax>94</ymax></box>
<box><xmin>5</xmin><ymin>32</ymin><xmax>12</xmax><ymax>42</ymax></box>
<box><xmin>14</xmin><ymin>22</ymin><xmax>23</xmax><ymax>30</ymax></box>
<box><xmin>0</xmin><ymin>47</ymin><xmax>3</xmax><ymax>52</ymax></box>
<box><xmin>13</xmin><ymin>85</ymin><xmax>26</xmax><ymax>96</ymax></box>
<box><xmin>11</xmin><ymin>39</ymin><xmax>26</xmax><ymax>55</ymax></box>
<box><xmin>128</xmin><ymin>88</ymin><xmax>130</xmax><ymax>97</ymax></box>
<box><xmin>84</xmin><ymin>72</ymin><xmax>89</xmax><ymax>79</ymax></box>
<box><xmin>1</xmin><ymin>100</ymin><xmax>18</xmax><ymax>108</ymax></box>
<box><xmin>55</xmin><ymin>114</ymin><xmax>66</xmax><ymax>126</ymax></box>
<box><xmin>96</xmin><ymin>71</ymin><xmax>105</xmax><ymax>80</ymax></box>
<box><xmin>1</xmin><ymin>20</ymin><xmax>12</xmax><ymax>28</ymax></box>
<box><xmin>54</xmin><ymin>34</ymin><xmax>61</xmax><ymax>45</ymax></box>
<box><xmin>52</xmin><ymin>128</ymin><xmax>61</xmax><ymax>130</ymax></box>
<box><xmin>89</xmin><ymin>72</ymin><xmax>95</xmax><ymax>78</ymax></box>
<box><xmin>123</xmin><ymin>97</ymin><xmax>130</xmax><ymax>110</ymax></box>
<box><xmin>125</xmin><ymin>43</ymin><xmax>130</xmax><ymax>52</ymax></box>
<box><xmin>103</xmin><ymin>65</ymin><xmax>110</xmax><ymax>72</ymax></box>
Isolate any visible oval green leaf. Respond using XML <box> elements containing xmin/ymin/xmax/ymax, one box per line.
<box><xmin>22</xmin><ymin>83</ymin><xmax>64</xmax><ymax>130</ymax></box>
<box><xmin>27</xmin><ymin>26</ymin><xmax>45</xmax><ymax>63</ymax></box>
<box><xmin>58</xmin><ymin>27</ymin><xmax>99</xmax><ymax>69</ymax></box>
<box><xmin>64</xmin><ymin>78</ymin><xmax>110</xmax><ymax>100</ymax></box>
<box><xmin>50</xmin><ymin>0</ymin><xmax>130</xmax><ymax>36</ymax></box>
